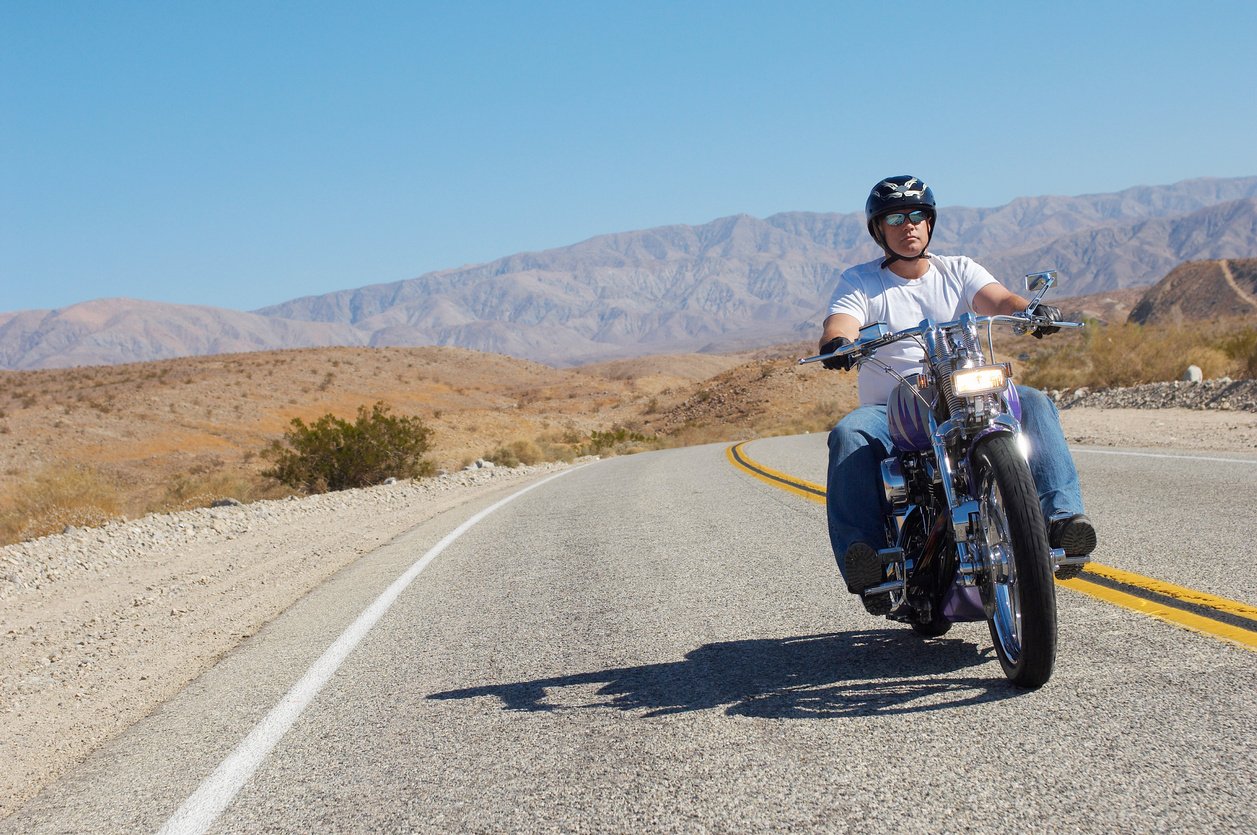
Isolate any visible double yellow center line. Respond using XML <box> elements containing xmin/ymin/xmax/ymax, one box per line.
<box><xmin>727</xmin><ymin>441</ymin><xmax>1257</xmax><ymax>651</ymax></box>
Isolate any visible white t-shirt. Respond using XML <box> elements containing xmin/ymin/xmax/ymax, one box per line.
<box><xmin>826</xmin><ymin>255</ymin><xmax>998</xmax><ymax>405</ymax></box>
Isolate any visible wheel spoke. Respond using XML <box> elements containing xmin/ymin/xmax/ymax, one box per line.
<box><xmin>982</xmin><ymin>480</ymin><xmax>1023</xmax><ymax>662</ymax></box>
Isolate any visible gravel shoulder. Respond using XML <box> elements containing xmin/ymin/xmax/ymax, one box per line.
<box><xmin>0</xmin><ymin>462</ymin><xmax>575</xmax><ymax>817</ymax></box>
<box><xmin>3</xmin><ymin>398</ymin><xmax>1257</xmax><ymax>818</ymax></box>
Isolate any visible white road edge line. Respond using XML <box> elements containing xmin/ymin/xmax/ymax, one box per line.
<box><xmin>158</xmin><ymin>467</ymin><xmax>580</xmax><ymax>835</ymax></box>
<box><xmin>1070</xmin><ymin>446</ymin><xmax>1257</xmax><ymax>465</ymax></box>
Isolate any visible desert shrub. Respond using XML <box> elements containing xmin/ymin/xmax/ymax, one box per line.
<box><xmin>581</xmin><ymin>427</ymin><xmax>655</xmax><ymax>456</ymax></box>
<box><xmin>480</xmin><ymin>447</ymin><xmax>520</xmax><ymax>468</ymax></box>
<box><xmin>262</xmin><ymin>402</ymin><xmax>434</xmax><ymax>493</ymax></box>
<box><xmin>1182</xmin><ymin>346</ymin><xmax>1235</xmax><ymax>380</ymax></box>
<box><xmin>153</xmin><ymin>469</ymin><xmax>289</xmax><ymax>514</ymax></box>
<box><xmin>482</xmin><ymin>436</ymin><xmax>580</xmax><ymax>468</ymax></box>
<box><xmin>485</xmin><ymin>437</ymin><xmax>545</xmax><ymax>470</ymax></box>
<box><xmin>508</xmin><ymin>440</ymin><xmax>545</xmax><ymax>465</ymax></box>
<box><xmin>480</xmin><ymin>427</ymin><xmax>660</xmax><ymax>466</ymax></box>
<box><xmin>1218</xmin><ymin>327</ymin><xmax>1257</xmax><ymax>377</ymax></box>
<box><xmin>1084</xmin><ymin>324</ymin><xmax>1184</xmax><ymax>387</ymax></box>
<box><xmin>482</xmin><ymin>439</ymin><xmax>544</xmax><ymax>468</ymax></box>
<box><xmin>0</xmin><ymin>464</ymin><xmax>123</xmax><ymax>544</ymax></box>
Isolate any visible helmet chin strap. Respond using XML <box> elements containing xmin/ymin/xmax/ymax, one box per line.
<box><xmin>879</xmin><ymin>250</ymin><xmax>931</xmax><ymax>269</ymax></box>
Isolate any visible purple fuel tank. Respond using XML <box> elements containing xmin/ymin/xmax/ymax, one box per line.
<box><xmin>887</xmin><ymin>378</ymin><xmax>936</xmax><ymax>451</ymax></box>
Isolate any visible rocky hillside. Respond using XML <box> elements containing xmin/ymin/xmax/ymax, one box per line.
<box><xmin>1127</xmin><ymin>258</ymin><xmax>1257</xmax><ymax>324</ymax></box>
<box><xmin>4</xmin><ymin>177</ymin><xmax>1257</xmax><ymax>370</ymax></box>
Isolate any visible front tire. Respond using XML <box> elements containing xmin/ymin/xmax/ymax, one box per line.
<box><xmin>973</xmin><ymin>434</ymin><xmax>1057</xmax><ymax>688</ymax></box>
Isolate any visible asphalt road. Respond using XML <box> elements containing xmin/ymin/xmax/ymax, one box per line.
<box><xmin>6</xmin><ymin>436</ymin><xmax>1256</xmax><ymax>833</ymax></box>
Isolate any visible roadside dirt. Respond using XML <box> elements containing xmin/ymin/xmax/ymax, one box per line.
<box><xmin>1057</xmin><ymin>406</ymin><xmax>1257</xmax><ymax>452</ymax></box>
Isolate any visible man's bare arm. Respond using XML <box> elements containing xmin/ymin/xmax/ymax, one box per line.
<box><xmin>972</xmin><ymin>283</ymin><xmax>1031</xmax><ymax>316</ymax></box>
<box><xmin>818</xmin><ymin>312</ymin><xmax>861</xmax><ymax>352</ymax></box>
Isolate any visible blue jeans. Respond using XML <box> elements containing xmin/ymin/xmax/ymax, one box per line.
<box><xmin>826</xmin><ymin>385</ymin><xmax>1084</xmax><ymax>585</ymax></box>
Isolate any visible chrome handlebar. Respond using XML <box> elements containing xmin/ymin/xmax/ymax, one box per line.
<box><xmin>797</xmin><ymin>312</ymin><xmax>1084</xmax><ymax>366</ymax></box>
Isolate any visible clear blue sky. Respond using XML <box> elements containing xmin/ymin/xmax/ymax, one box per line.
<box><xmin>3</xmin><ymin>1</ymin><xmax>1255</xmax><ymax>313</ymax></box>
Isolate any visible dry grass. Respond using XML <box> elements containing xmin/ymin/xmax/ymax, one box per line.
<box><xmin>0</xmin><ymin>464</ymin><xmax>124</xmax><ymax>543</ymax></box>
<box><xmin>1018</xmin><ymin>317</ymin><xmax>1257</xmax><ymax>390</ymax></box>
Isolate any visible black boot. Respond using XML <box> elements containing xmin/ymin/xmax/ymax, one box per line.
<box><xmin>1049</xmin><ymin>513</ymin><xmax>1096</xmax><ymax>579</ymax></box>
<box><xmin>845</xmin><ymin>542</ymin><xmax>891</xmax><ymax>615</ymax></box>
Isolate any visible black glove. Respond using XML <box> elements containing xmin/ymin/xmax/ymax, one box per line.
<box><xmin>1030</xmin><ymin>304</ymin><xmax>1062</xmax><ymax>339</ymax></box>
<box><xmin>820</xmin><ymin>336</ymin><xmax>855</xmax><ymax>371</ymax></box>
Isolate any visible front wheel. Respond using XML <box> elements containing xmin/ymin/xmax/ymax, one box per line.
<box><xmin>972</xmin><ymin>434</ymin><xmax>1057</xmax><ymax>688</ymax></box>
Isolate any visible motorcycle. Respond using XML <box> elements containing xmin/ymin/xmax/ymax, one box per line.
<box><xmin>800</xmin><ymin>270</ymin><xmax>1085</xmax><ymax>688</ymax></box>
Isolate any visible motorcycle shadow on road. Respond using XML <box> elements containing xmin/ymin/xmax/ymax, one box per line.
<box><xmin>427</xmin><ymin>630</ymin><xmax>1023</xmax><ymax>719</ymax></box>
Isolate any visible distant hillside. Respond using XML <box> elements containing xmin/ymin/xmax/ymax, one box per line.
<box><xmin>1054</xmin><ymin>287</ymin><xmax>1148</xmax><ymax>325</ymax></box>
<box><xmin>0</xmin><ymin>299</ymin><xmax>367</xmax><ymax>371</ymax></box>
<box><xmin>4</xmin><ymin>176</ymin><xmax>1257</xmax><ymax>370</ymax></box>
<box><xmin>259</xmin><ymin>213</ymin><xmax>853</xmax><ymax>363</ymax></box>
<box><xmin>1128</xmin><ymin>258</ymin><xmax>1257</xmax><ymax>324</ymax></box>
<box><xmin>978</xmin><ymin>198</ymin><xmax>1257</xmax><ymax>298</ymax></box>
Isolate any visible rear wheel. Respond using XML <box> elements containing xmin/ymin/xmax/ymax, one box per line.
<box><xmin>901</xmin><ymin>509</ymin><xmax>952</xmax><ymax>638</ymax></box>
<box><xmin>973</xmin><ymin>434</ymin><xmax>1057</xmax><ymax>688</ymax></box>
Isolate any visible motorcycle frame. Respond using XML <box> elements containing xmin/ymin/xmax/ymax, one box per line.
<box><xmin>838</xmin><ymin>314</ymin><xmax>1082</xmax><ymax>615</ymax></box>
<box><xmin>860</xmin><ymin>316</ymin><xmax>1022</xmax><ymax>608</ymax></box>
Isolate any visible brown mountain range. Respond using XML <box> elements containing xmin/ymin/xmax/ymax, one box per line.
<box><xmin>4</xmin><ymin>177</ymin><xmax>1256</xmax><ymax>370</ymax></box>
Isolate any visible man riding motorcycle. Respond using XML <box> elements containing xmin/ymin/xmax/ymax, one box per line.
<box><xmin>819</xmin><ymin>175</ymin><xmax>1097</xmax><ymax>614</ymax></box>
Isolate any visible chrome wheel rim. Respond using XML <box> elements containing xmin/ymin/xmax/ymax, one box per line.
<box><xmin>980</xmin><ymin>478</ymin><xmax>1023</xmax><ymax>663</ymax></box>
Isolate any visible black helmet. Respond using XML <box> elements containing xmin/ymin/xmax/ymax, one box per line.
<box><xmin>865</xmin><ymin>175</ymin><xmax>936</xmax><ymax>261</ymax></box>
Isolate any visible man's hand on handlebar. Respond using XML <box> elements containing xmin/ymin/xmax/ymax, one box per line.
<box><xmin>1029</xmin><ymin>304</ymin><xmax>1062</xmax><ymax>339</ymax></box>
<box><xmin>820</xmin><ymin>336</ymin><xmax>856</xmax><ymax>371</ymax></box>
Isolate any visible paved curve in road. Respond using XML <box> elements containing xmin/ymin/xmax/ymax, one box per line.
<box><xmin>5</xmin><ymin>436</ymin><xmax>1256</xmax><ymax>833</ymax></box>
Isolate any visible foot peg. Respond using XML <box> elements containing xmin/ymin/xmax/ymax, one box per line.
<box><xmin>1050</xmin><ymin>547</ymin><xmax>1089</xmax><ymax>569</ymax></box>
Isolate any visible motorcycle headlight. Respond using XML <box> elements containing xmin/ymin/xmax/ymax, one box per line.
<box><xmin>951</xmin><ymin>364</ymin><xmax>1008</xmax><ymax>397</ymax></box>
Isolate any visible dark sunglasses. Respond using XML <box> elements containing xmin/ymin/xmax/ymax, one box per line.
<box><xmin>883</xmin><ymin>210</ymin><xmax>931</xmax><ymax>227</ymax></box>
